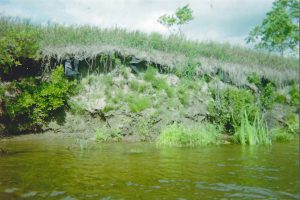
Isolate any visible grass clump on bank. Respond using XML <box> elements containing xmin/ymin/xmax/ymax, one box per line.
<box><xmin>271</xmin><ymin>128</ymin><xmax>295</xmax><ymax>142</ymax></box>
<box><xmin>144</xmin><ymin>67</ymin><xmax>175</xmax><ymax>97</ymax></box>
<box><xmin>234</xmin><ymin>111</ymin><xmax>271</xmax><ymax>145</ymax></box>
<box><xmin>124</xmin><ymin>95</ymin><xmax>151</xmax><ymax>113</ymax></box>
<box><xmin>157</xmin><ymin>123</ymin><xmax>221</xmax><ymax>147</ymax></box>
<box><xmin>95</xmin><ymin>126</ymin><xmax>122</xmax><ymax>142</ymax></box>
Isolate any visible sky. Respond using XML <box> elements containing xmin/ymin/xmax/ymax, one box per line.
<box><xmin>0</xmin><ymin>0</ymin><xmax>274</xmax><ymax>46</ymax></box>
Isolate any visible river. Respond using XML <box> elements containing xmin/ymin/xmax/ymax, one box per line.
<box><xmin>0</xmin><ymin>136</ymin><xmax>299</xmax><ymax>199</ymax></box>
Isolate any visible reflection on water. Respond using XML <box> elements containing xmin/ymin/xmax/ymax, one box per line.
<box><xmin>0</xmin><ymin>138</ymin><xmax>299</xmax><ymax>199</ymax></box>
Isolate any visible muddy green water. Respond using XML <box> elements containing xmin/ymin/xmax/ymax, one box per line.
<box><xmin>0</xmin><ymin>137</ymin><xmax>299</xmax><ymax>200</ymax></box>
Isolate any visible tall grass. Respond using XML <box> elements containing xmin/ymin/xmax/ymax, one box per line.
<box><xmin>0</xmin><ymin>16</ymin><xmax>298</xmax><ymax>70</ymax></box>
<box><xmin>234</xmin><ymin>111</ymin><xmax>271</xmax><ymax>145</ymax></box>
<box><xmin>157</xmin><ymin>123</ymin><xmax>222</xmax><ymax>147</ymax></box>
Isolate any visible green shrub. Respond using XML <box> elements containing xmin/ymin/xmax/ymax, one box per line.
<box><xmin>234</xmin><ymin>111</ymin><xmax>271</xmax><ymax>145</ymax></box>
<box><xmin>5</xmin><ymin>66</ymin><xmax>76</xmax><ymax>131</ymax></box>
<box><xmin>157</xmin><ymin>123</ymin><xmax>221</xmax><ymax>147</ymax></box>
<box><xmin>209</xmin><ymin>87</ymin><xmax>259</xmax><ymax>134</ymax></box>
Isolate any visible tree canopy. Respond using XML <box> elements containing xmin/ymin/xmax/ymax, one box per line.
<box><xmin>246</xmin><ymin>0</ymin><xmax>299</xmax><ymax>56</ymax></box>
<box><xmin>158</xmin><ymin>4</ymin><xmax>194</xmax><ymax>37</ymax></box>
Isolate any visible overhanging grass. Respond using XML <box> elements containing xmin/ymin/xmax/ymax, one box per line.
<box><xmin>157</xmin><ymin>123</ymin><xmax>222</xmax><ymax>147</ymax></box>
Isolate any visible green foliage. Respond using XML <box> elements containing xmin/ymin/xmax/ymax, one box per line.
<box><xmin>285</xmin><ymin>111</ymin><xmax>299</xmax><ymax>134</ymax></box>
<box><xmin>260</xmin><ymin>83</ymin><xmax>276</xmax><ymax>109</ymax></box>
<box><xmin>95</xmin><ymin>126</ymin><xmax>122</xmax><ymax>142</ymax></box>
<box><xmin>247</xmin><ymin>73</ymin><xmax>276</xmax><ymax>109</ymax></box>
<box><xmin>103</xmin><ymin>75</ymin><xmax>113</xmax><ymax>87</ymax></box>
<box><xmin>177</xmin><ymin>87</ymin><xmax>189</xmax><ymax>105</ymax></box>
<box><xmin>129</xmin><ymin>80</ymin><xmax>148</xmax><ymax>93</ymax></box>
<box><xmin>165</xmin><ymin>87</ymin><xmax>175</xmax><ymax>98</ymax></box>
<box><xmin>144</xmin><ymin>67</ymin><xmax>157</xmax><ymax>82</ymax></box>
<box><xmin>135</xmin><ymin>117</ymin><xmax>154</xmax><ymax>141</ymax></box>
<box><xmin>234</xmin><ymin>111</ymin><xmax>271</xmax><ymax>145</ymax></box>
<box><xmin>275</xmin><ymin>92</ymin><xmax>288</xmax><ymax>104</ymax></box>
<box><xmin>68</xmin><ymin>101</ymin><xmax>86</xmax><ymax>115</ymax></box>
<box><xmin>1</xmin><ymin>17</ymin><xmax>298</xmax><ymax>73</ymax></box>
<box><xmin>5</xmin><ymin>66</ymin><xmax>76</xmax><ymax>131</ymax></box>
<box><xmin>102</xmin><ymin>104</ymin><xmax>117</xmax><ymax>113</ymax></box>
<box><xmin>209</xmin><ymin>87</ymin><xmax>259</xmax><ymax>134</ymax></box>
<box><xmin>271</xmin><ymin>128</ymin><xmax>294</xmax><ymax>142</ymax></box>
<box><xmin>246</xmin><ymin>0</ymin><xmax>299</xmax><ymax>55</ymax></box>
<box><xmin>289</xmin><ymin>83</ymin><xmax>299</xmax><ymax>107</ymax></box>
<box><xmin>157</xmin><ymin>123</ymin><xmax>221</xmax><ymax>147</ymax></box>
<box><xmin>119</xmin><ymin>64</ymin><xmax>130</xmax><ymax>79</ymax></box>
<box><xmin>179</xmin><ymin>62</ymin><xmax>198</xmax><ymax>79</ymax></box>
<box><xmin>158</xmin><ymin>4</ymin><xmax>194</xmax><ymax>36</ymax></box>
<box><xmin>0</xmin><ymin>26</ymin><xmax>39</xmax><ymax>74</ymax></box>
<box><xmin>144</xmin><ymin>67</ymin><xmax>174</xmax><ymax>97</ymax></box>
<box><xmin>247</xmin><ymin>73</ymin><xmax>261</xmax><ymax>86</ymax></box>
<box><xmin>125</xmin><ymin>95</ymin><xmax>151</xmax><ymax>113</ymax></box>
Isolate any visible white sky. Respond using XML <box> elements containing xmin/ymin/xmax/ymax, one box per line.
<box><xmin>0</xmin><ymin>0</ymin><xmax>274</xmax><ymax>46</ymax></box>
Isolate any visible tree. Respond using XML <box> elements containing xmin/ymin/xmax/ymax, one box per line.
<box><xmin>158</xmin><ymin>4</ymin><xmax>194</xmax><ymax>38</ymax></box>
<box><xmin>246</xmin><ymin>0</ymin><xmax>299</xmax><ymax>56</ymax></box>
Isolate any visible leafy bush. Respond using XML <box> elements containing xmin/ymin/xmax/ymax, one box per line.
<box><xmin>234</xmin><ymin>111</ymin><xmax>271</xmax><ymax>145</ymax></box>
<box><xmin>5</xmin><ymin>66</ymin><xmax>76</xmax><ymax>132</ymax></box>
<box><xmin>209</xmin><ymin>86</ymin><xmax>259</xmax><ymax>134</ymax></box>
<box><xmin>0</xmin><ymin>27</ymin><xmax>39</xmax><ymax>75</ymax></box>
<box><xmin>157</xmin><ymin>123</ymin><xmax>221</xmax><ymax>147</ymax></box>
